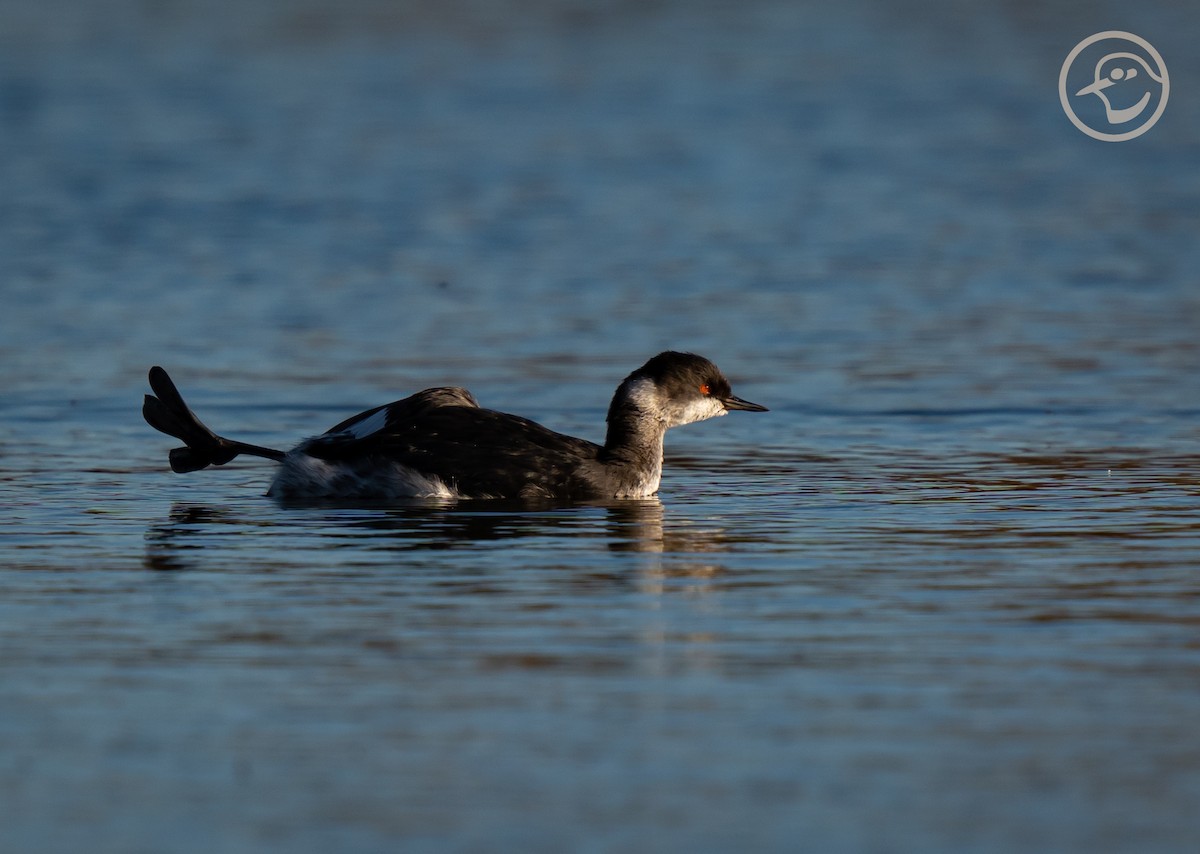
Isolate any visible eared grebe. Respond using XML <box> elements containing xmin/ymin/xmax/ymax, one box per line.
<box><xmin>142</xmin><ymin>351</ymin><xmax>767</xmax><ymax>500</ymax></box>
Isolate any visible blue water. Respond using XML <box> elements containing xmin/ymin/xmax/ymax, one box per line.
<box><xmin>3</xmin><ymin>0</ymin><xmax>1200</xmax><ymax>851</ymax></box>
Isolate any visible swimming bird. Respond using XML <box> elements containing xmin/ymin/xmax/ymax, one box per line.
<box><xmin>142</xmin><ymin>352</ymin><xmax>767</xmax><ymax>500</ymax></box>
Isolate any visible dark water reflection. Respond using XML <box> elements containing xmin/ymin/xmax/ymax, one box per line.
<box><xmin>145</xmin><ymin>497</ymin><xmax>736</xmax><ymax>579</ymax></box>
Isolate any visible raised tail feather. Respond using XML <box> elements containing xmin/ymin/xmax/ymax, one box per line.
<box><xmin>143</xmin><ymin>366</ymin><xmax>286</xmax><ymax>473</ymax></box>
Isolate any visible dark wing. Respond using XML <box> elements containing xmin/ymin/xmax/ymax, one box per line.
<box><xmin>302</xmin><ymin>391</ymin><xmax>601</xmax><ymax>499</ymax></box>
<box><xmin>322</xmin><ymin>387</ymin><xmax>480</xmax><ymax>436</ymax></box>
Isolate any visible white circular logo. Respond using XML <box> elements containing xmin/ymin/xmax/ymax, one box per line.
<box><xmin>1059</xmin><ymin>31</ymin><xmax>1169</xmax><ymax>142</ymax></box>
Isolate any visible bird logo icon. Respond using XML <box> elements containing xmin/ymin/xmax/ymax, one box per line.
<box><xmin>1075</xmin><ymin>52</ymin><xmax>1165</xmax><ymax>125</ymax></box>
<box><xmin>1059</xmin><ymin>32</ymin><xmax>1169</xmax><ymax>142</ymax></box>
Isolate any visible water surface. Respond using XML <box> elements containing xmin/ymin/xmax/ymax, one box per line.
<box><xmin>3</xmin><ymin>0</ymin><xmax>1200</xmax><ymax>851</ymax></box>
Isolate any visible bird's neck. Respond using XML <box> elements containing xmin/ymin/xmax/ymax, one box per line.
<box><xmin>599</xmin><ymin>393</ymin><xmax>668</xmax><ymax>496</ymax></box>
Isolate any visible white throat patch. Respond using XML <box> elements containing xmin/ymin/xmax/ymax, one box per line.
<box><xmin>672</xmin><ymin>396</ymin><xmax>727</xmax><ymax>427</ymax></box>
<box><xmin>623</xmin><ymin>377</ymin><xmax>726</xmax><ymax>429</ymax></box>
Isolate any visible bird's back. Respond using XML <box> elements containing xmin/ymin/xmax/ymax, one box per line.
<box><xmin>294</xmin><ymin>388</ymin><xmax>603</xmax><ymax>499</ymax></box>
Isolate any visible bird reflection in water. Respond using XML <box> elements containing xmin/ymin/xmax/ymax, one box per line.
<box><xmin>144</xmin><ymin>497</ymin><xmax>736</xmax><ymax>590</ymax></box>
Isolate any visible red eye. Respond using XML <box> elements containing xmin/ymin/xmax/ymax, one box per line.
<box><xmin>699</xmin><ymin>384</ymin><xmax>710</xmax><ymax>395</ymax></box>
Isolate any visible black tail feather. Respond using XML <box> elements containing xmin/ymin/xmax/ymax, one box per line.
<box><xmin>143</xmin><ymin>366</ymin><xmax>286</xmax><ymax>473</ymax></box>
